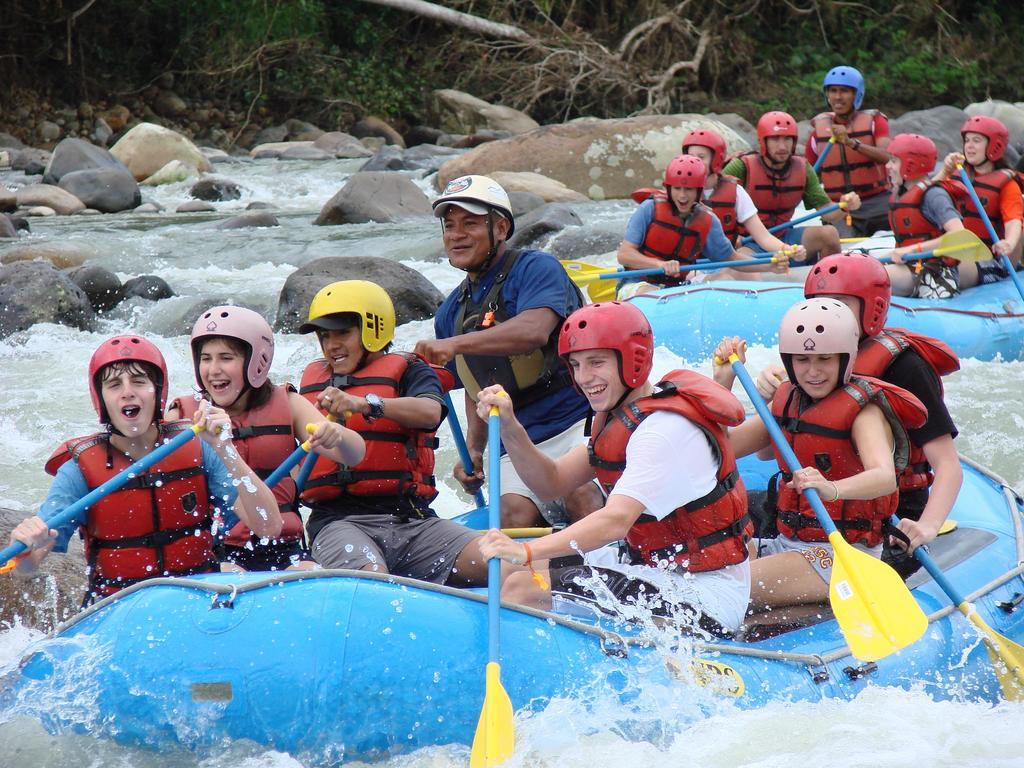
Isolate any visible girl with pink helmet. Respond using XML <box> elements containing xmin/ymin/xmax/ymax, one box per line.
<box><xmin>712</xmin><ymin>299</ymin><xmax>927</xmax><ymax>613</ymax></box>
<box><xmin>167</xmin><ymin>305</ymin><xmax>364</xmax><ymax>571</ymax></box>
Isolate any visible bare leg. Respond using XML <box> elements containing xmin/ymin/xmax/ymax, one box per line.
<box><xmin>500</xmin><ymin>565</ymin><xmax>553</xmax><ymax>609</ymax></box>
<box><xmin>447</xmin><ymin>536</ymin><xmax>489</xmax><ymax>587</ymax></box>
<box><xmin>500</xmin><ymin>493</ymin><xmax>544</xmax><ymax>528</ymax></box>
<box><xmin>749</xmin><ymin>551</ymin><xmax>827</xmax><ymax>612</ymax></box>
<box><xmin>800</xmin><ymin>224</ymin><xmax>841</xmax><ymax>260</ymax></box>
<box><xmin>885</xmin><ymin>263</ymin><xmax>917</xmax><ymax>297</ymax></box>
<box><xmin>564</xmin><ymin>481</ymin><xmax>604</xmax><ymax>524</ymax></box>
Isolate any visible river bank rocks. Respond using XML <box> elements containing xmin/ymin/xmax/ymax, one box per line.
<box><xmin>436</xmin><ymin>114</ymin><xmax>750</xmax><ymax>200</ymax></box>
<box><xmin>314</xmin><ymin>172</ymin><xmax>432</xmax><ymax>225</ymax></box>
<box><xmin>110</xmin><ymin>122</ymin><xmax>212</xmax><ymax>181</ymax></box>
<box><xmin>431</xmin><ymin>89</ymin><xmax>540</xmax><ymax>136</ymax></box>
<box><xmin>0</xmin><ymin>261</ymin><xmax>94</xmax><ymax>338</ymax></box>
<box><xmin>276</xmin><ymin>257</ymin><xmax>444</xmax><ymax>334</ymax></box>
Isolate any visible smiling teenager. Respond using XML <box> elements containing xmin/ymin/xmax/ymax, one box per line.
<box><xmin>166</xmin><ymin>306</ymin><xmax>363</xmax><ymax>571</ymax></box>
<box><xmin>8</xmin><ymin>335</ymin><xmax>284</xmax><ymax>605</ymax></box>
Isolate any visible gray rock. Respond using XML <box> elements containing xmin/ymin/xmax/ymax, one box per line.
<box><xmin>92</xmin><ymin>117</ymin><xmax>113</xmax><ymax>147</ymax></box>
<box><xmin>8</xmin><ymin>215</ymin><xmax>30</xmax><ymax>233</ymax></box>
<box><xmin>890</xmin><ymin>106</ymin><xmax>969</xmax><ymax>166</ymax></box>
<box><xmin>154</xmin><ymin>90</ymin><xmax>188</xmax><ymax>118</ymax></box>
<box><xmin>11</xmin><ymin>147</ymin><xmax>51</xmax><ymax>173</ymax></box>
<box><xmin>190</xmin><ymin>176</ymin><xmax>242</xmax><ymax>202</ymax></box>
<box><xmin>275</xmin><ymin>256</ymin><xmax>443</xmax><ymax>333</ymax></box>
<box><xmin>252</xmin><ymin>124</ymin><xmax>289</xmax><ymax>147</ymax></box>
<box><xmin>279</xmin><ymin>145</ymin><xmax>333</xmax><ymax>161</ymax></box>
<box><xmin>176</xmin><ymin>200</ymin><xmax>216</xmax><ymax>213</ymax></box>
<box><xmin>0</xmin><ymin>132</ymin><xmax>25</xmax><ymax>149</ymax></box>
<box><xmin>545</xmin><ymin>227</ymin><xmax>622</xmax><ymax>261</ymax></box>
<box><xmin>360</xmin><ymin>136</ymin><xmax>386</xmax><ymax>153</ymax></box>
<box><xmin>133</xmin><ymin>202</ymin><xmax>162</xmax><ymax>213</ymax></box>
<box><xmin>122</xmin><ymin>275</ymin><xmax>176</xmax><ymax>301</ymax></box>
<box><xmin>15</xmin><ymin>184</ymin><xmax>86</xmax><ymax>215</ymax></box>
<box><xmin>313</xmin><ymin>131</ymin><xmax>373</xmax><ymax>159</ymax></box>
<box><xmin>350</xmin><ymin>117</ymin><xmax>406</xmax><ymax>148</ymax></box>
<box><xmin>431</xmin><ymin>89</ymin><xmax>539</xmax><ymax>135</ymax></box>
<box><xmin>314</xmin><ymin>172</ymin><xmax>432</xmax><ymax>226</ymax></box>
<box><xmin>212</xmin><ymin>211</ymin><xmax>280</xmax><ymax>230</ymax></box>
<box><xmin>0</xmin><ymin>187</ymin><xmax>14</xmax><ymax>212</ymax></box>
<box><xmin>707</xmin><ymin>112</ymin><xmax>757</xmax><ymax>147</ymax></box>
<box><xmin>405</xmin><ymin>125</ymin><xmax>446</xmax><ymax>147</ymax></box>
<box><xmin>0</xmin><ymin>260</ymin><xmax>95</xmax><ymax>338</ymax></box>
<box><xmin>38</xmin><ymin>120</ymin><xmax>62</xmax><ymax>143</ymax></box>
<box><xmin>507</xmin><ymin>203</ymin><xmax>584</xmax><ymax>251</ymax></box>
<box><xmin>58</xmin><ymin>168</ymin><xmax>141</xmax><ymax>213</ymax></box>
<box><xmin>246</xmin><ymin>201</ymin><xmax>274</xmax><ymax>210</ymax></box>
<box><xmin>507</xmin><ymin>191</ymin><xmax>546</xmax><ymax>218</ymax></box>
<box><xmin>66</xmin><ymin>263</ymin><xmax>123</xmax><ymax>312</ymax></box>
<box><xmin>358</xmin><ymin>145</ymin><xmax>407</xmax><ymax>172</ymax></box>
<box><xmin>0</xmin><ymin>214</ymin><xmax>16</xmax><ymax>238</ymax></box>
<box><xmin>400</xmin><ymin>144</ymin><xmax>465</xmax><ymax>173</ymax></box>
<box><xmin>43</xmin><ymin>137</ymin><xmax>132</xmax><ymax>184</ymax></box>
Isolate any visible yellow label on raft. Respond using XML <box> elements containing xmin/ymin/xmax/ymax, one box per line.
<box><xmin>665</xmin><ymin>657</ymin><xmax>745</xmax><ymax>698</ymax></box>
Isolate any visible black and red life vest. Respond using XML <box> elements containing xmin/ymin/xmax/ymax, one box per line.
<box><xmin>889</xmin><ymin>179</ymin><xmax>967</xmax><ymax>263</ymax></box>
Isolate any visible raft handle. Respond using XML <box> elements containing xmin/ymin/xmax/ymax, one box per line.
<box><xmin>210</xmin><ymin>584</ymin><xmax>238</xmax><ymax>610</ymax></box>
<box><xmin>842</xmin><ymin>662</ymin><xmax>878</xmax><ymax>681</ymax></box>
<box><xmin>997</xmin><ymin>592</ymin><xmax>1024</xmax><ymax>614</ymax></box>
<box><xmin>810</xmin><ymin>668</ymin><xmax>830</xmax><ymax>684</ymax></box>
<box><xmin>599</xmin><ymin>633</ymin><xmax>628</xmax><ymax>659</ymax></box>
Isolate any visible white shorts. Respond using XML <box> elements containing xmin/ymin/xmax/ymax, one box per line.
<box><xmin>755</xmin><ymin>535</ymin><xmax>882</xmax><ymax>584</ymax></box>
<box><xmin>499</xmin><ymin>418</ymin><xmax>597</xmax><ymax>525</ymax></box>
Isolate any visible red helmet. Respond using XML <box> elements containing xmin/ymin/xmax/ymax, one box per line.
<box><xmin>663</xmin><ymin>154</ymin><xmax>707</xmax><ymax>190</ymax></box>
<box><xmin>88</xmin><ymin>335</ymin><xmax>168</xmax><ymax>424</ymax></box>
<box><xmin>756</xmin><ymin>111</ymin><xmax>799</xmax><ymax>155</ymax></box>
<box><xmin>960</xmin><ymin>115</ymin><xmax>1009</xmax><ymax>163</ymax></box>
<box><xmin>779</xmin><ymin>299</ymin><xmax>860</xmax><ymax>387</ymax></box>
<box><xmin>682</xmin><ymin>128</ymin><xmax>727</xmax><ymax>173</ymax></box>
<box><xmin>558</xmin><ymin>302</ymin><xmax>653</xmax><ymax>390</ymax></box>
<box><xmin>887</xmin><ymin>133</ymin><xmax>937</xmax><ymax>181</ymax></box>
<box><xmin>804</xmin><ymin>252</ymin><xmax>891</xmax><ymax>337</ymax></box>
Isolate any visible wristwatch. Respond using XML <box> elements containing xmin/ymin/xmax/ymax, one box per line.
<box><xmin>365</xmin><ymin>393</ymin><xmax>385</xmax><ymax>422</ymax></box>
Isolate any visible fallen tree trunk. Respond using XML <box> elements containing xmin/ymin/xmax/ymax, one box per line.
<box><xmin>356</xmin><ymin>0</ymin><xmax>535</xmax><ymax>43</ymax></box>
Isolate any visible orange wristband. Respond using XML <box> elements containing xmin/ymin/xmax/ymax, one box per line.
<box><xmin>521</xmin><ymin>542</ymin><xmax>549</xmax><ymax>590</ymax></box>
<box><xmin>522</xmin><ymin>541</ymin><xmax>534</xmax><ymax>566</ymax></box>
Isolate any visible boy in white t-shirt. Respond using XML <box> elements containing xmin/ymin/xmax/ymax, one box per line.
<box><xmin>476</xmin><ymin>301</ymin><xmax>752</xmax><ymax>635</ymax></box>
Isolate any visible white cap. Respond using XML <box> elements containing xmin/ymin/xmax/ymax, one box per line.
<box><xmin>432</xmin><ymin>174</ymin><xmax>515</xmax><ymax>235</ymax></box>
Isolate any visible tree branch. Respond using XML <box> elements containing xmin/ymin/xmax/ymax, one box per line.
<box><xmin>356</xmin><ymin>0</ymin><xmax>535</xmax><ymax>43</ymax></box>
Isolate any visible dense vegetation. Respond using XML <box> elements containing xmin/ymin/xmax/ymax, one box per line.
<box><xmin>2</xmin><ymin>0</ymin><xmax>1021</xmax><ymax>136</ymax></box>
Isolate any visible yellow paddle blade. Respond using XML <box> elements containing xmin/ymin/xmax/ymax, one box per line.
<box><xmin>937</xmin><ymin>518</ymin><xmax>958</xmax><ymax>535</ymax></box>
<box><xmin>587</xmin><ymin>279</ymin><xmax>617</xmax><ymax>303</ymax></box>
<box><xmin>963</xmin><ymin>606</ymin><xmax>1024</xmax><ymax>701</ymax></box>
<box><xmin>827</xmin><ymin>532</ymin><xmax>928</xmax><ymax>661</ymax></box>
<box><xmin>934</xmin><ymin>229</ymin><xmax>991</xmax><ymax>262</ymax></box>
<box><xmin>560</xmin><ymin>259</ymin><xmax>616</xmax><ymax>286</ymax></box>
<box><xmin>470</xmin><ymin>662</ymin><xmax>515</xmax><ymax>767</ymax></box>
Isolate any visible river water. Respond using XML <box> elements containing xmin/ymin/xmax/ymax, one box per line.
<box><xmin>1</xmin><ymin>157</ymin><xmax>1022</xmax><ymax>766</ymax></box>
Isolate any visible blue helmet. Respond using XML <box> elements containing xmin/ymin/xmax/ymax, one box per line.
<box><xmin>823</xmin><ymin>66</ymin><xmax>865</xmax><ymax>110</ymax></box>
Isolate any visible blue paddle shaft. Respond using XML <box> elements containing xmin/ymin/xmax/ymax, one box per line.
<box><xmin>487</xmin><ymin>411</ymin><xmax>502</xmax><ymax>664</ymax></box>
<box><xmin>812</xmin><ymin>139</ymin><xmax>835</xmax><ymax>174</ymax></box>
<box><xmin>265</xmin><ymin>443</ymin><xmax>310</xmax><ymax>489</ymax></box>
<box><xmin>890</xmin><ymin>514</ymin><xmax>967</xmax><ymax>605</ymax></box>
<box><xmin>740</xmin><ymin>202</ymin><xmax>841</xmax><ymax>246</ymax></box>
<box><xmin>0</xmin><ymin>425</ymin><xmax>200</xmax><ymax>567</ymax></box>
<box><xmin>606</xmin><ymin>255</ymin><xmax>782</xmax><ymax>282</ymax></box>
<box><xmin>957</xmin><ymin>167</ymin><xmax>1024</xmax><ymax>303</ymax></box>
<box><xmin>731</xmin><ymin>359</ymin><xmax>839</xmax><ymax>537</ymax></box>
<box><xmin>294</xmin><ymin>449</ymin><xmax>320</xmax><ymax>494</ymax></box>
<box><xmin>443</xmin><ymin>393</ymin><xmax>486</xmax><ymax>508</ymax></box>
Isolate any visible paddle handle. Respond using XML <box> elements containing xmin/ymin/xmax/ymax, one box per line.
<box><xmin>265</xmin><ymin>442</ymin><xmax>311</xmax><ymax>489</ymax></box>
<box><xmin>730</xmin><ymin>356</ymin><xmax>839</xmax><ymax>537</ymax></box>
<box><xmin>812</xmin><ymin>137</ymin><xmax>835</xmax><ymax>174</ymax></box>
<box><xmin>487</xmin><ymin>407</ymin><xmax>502</xmax><ymax>664</ymax></box>
<box><xmin>444</xmin><ymin>392</ymin><xmax>486</xmax><ymax>508</ymax></box>
<box><xmin>957</xmin><ymin>166</ymin><xmax>1024</xmax><ymax>303</ymax></box>
<box><xmin>0</xmin><ymin>424</ymin><xmax>203</xmax><ymax>568</ymax></box>
<box><xmin>740</xmin><ymin>202</ymin><xmax>841</xmax><ymax>245</ymax></box>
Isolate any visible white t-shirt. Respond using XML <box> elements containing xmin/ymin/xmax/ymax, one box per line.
<box><xmin>704</xmin><ymin>181</ymin><xmax>759</xmax><ymax>225</ymax></box>
<box><xmin>604</xmin><ymin>410</ymin><xmax>751</xmax><ymax>631</ymax></box>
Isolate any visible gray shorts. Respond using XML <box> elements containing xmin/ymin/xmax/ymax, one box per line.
<box><xmin>311</xmin><ymin>515</ymin><xmax>480</xmax><ymax>584</ymax></box>
<box><xmin>976</xmin><ymin>258</ymin><xmax>1010</xmax><ymax>284</ymax></box>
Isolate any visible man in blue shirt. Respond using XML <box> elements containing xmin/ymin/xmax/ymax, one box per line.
<box><xmin>415</xmin><ymin>175</ymin><xmax>603</xmax><ymax>528</ymax></box>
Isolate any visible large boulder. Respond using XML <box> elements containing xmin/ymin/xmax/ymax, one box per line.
<box><xmin>489</xmin><ymin>171</ymin><xmax>589</xmax><ymax>203</ymax></box>
<box><xmin>436</xmin><ymin>114</ymin><xmax>751</xmax><ymax>200</ymax></box>
<box><xmin>122</xmin><ymin>275</ymin><xmax>176</xmax><ymax>301</ymax></box>
<box><xmin>58</xmin><ymin>168</ymin><xmax>141</xmax><ymax>213</ymax></box>
<box><xmin>275</xmin><ymin>257</ymin><xmax>444</xmax><ymax>333</ymax></box>
<box><xmin>313</xmin><ymin>131</ymin><xmax>374</xmax><ymax>159</ymax></box>
<box><xmin>0</xmin><ymin>243</ymin><xmax>93</xmax><ymax>269</ymax></box>
<box><xmin>507</xmin><ymin>203</ymin><xmax>583</xmax><ymax>252</ymax></box>
<box><xmin>66</xmin><ymin>263</ymin><xmax>123</xmax><ymax>312</ymax></box>
<box><xmin>350</xmin><ymin>117</ymin><xmax>406</xmax><ymax>148</ymax></box>
<box><xmin>546</xmin><ymin>226</ymin><xmax>622</xmax><ymax>261</ymax></box>
<box><xmin>432</xmin><ymin>89</ymin><xmax>540</xmax><ymax>135</ymax></box>
<box><xmin>110</xmin><ymin>122</ymin><xmax>212</xmax><ymax>181</ymax></box>
<box><xmin>190</xmin><ymin>176</ymin><xmax>242</xmax><ymax>202</ymax></box>
<box><xmin>314</xmin><ymin>172</ymin><xmax>432</xmax><ymax>226</ymax></box>
<box><xmin>889</xmin><ymin>106</ymin><xmax>968</xmax><ymax>165</ymax></box>
<box><xmin>15</xmin><ymin>184</ymin><xmax>86</xmax><ymax>215</ymax></box>
<box><xmin>0</xmin><ymin>260</ymin><xmax>95</xmax><ymax>337</ymax></box>
<box><xmin>43</xmin><ymin>137</ymin><xmax>132</xmax><ymax>185</ymax></box>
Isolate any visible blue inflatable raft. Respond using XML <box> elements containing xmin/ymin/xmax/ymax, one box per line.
<box><xmin>633</xmin><ymin>278</ymin><xmax>1024</xmax><ymax>363</ymax></box>
<box><xmin>3</xmin><ymin>456</ymin><xmax>1023</xmax><ymax>765</ymax></box>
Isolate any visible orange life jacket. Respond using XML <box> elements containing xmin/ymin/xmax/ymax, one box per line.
<box><xmin>770</xmin><ymin>376</ymin><xmax>928</xmax><ymax>547</ymax></box>
<box><xmin>705</xmin><ymin>175</ymin><xmax>742</xmax><ymax>240</ymax></box>
<box><xmin>852</xmin><ymin>328</ymin><xmax>959</xmax><ymax>491</ymax></box>
<box><xmin>588</xmin><ymin>370</ymin><xmax>751</xmax><ymax>573</ymax></box>
<box><xmin>169</xmin><ymin>384</ymin><xmax>304</xmax><ymax>547</ymax></box>
<box><xmin>889</xmin><ymin>179</ymin><xmax>967</xmax><ymax>264</ymax></box>
<box><xmin>811</xmin><ymin>110</ymin><xmax>890</xmax><ymax>199</ymax></box>
<box><xmin>741</xmin><ymin>152</ymin><xmax>808</xmax><ymax>228</ymax></box>
<box><xmin>298</xmin><ymin>353</ymin><xmax>438</xmax><ymax>503</ymax></box>
<box><xmin>45</xmin><ymin>421</ymin><xmax>217</xmax><ymax>598</ymax></box>
<box><xmin>961</xmin><ymin>167</ymin><xmax>1019</xmax><ymax>245</ymax></box>
<box><xmin>638</xmin><ymin>199</ymin><xmax>715</xmax><ymax>285</ymax></box>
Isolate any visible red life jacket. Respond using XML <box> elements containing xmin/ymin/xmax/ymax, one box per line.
<box><xmin>298</xmin><ymin>353</ymin><xmax>438</xmax><ymax>503</ymax></box>
<box><xmin>706</xmin><ymin>175</ymin><xmax>742</xmax><ymax>240</ymax></box>
<box><xmin>770</xmin><ymin>376</ymin><xmax>928</xmax><ymax>547</ymax></box>
<box><xmin>588</xmin><ymin>370</ymin><xmax>751</xmax><ymax>573</ymax></box>
<box><xmin>889</xmin><ymin>179</ymin><xmax>967</xmax><ymax>263</ymax></box>
<box><xmin>811</xmin><ymin>110</ymin><xmax>890</xmax><ymax>200</ymax></box>
<box><xmin>44</xmin><ymin>421</ymin><xmax>217</xmax><ymax>598</ymax></box>
<box><xmin>638</xmin><ymin>199</ymin><xmax>716</xmax><ymax>285</ymax></box>
<box><xmin>169</xmin><ymin>384</ymin><xmax>304</xmax><ymax>547</ymax></box>
<box><xmin>740</xmin><ymin>153</ymin><xmax>807</xmax><ymax>228</ymax></box>
<box><xmin>961</xmin><ymin>167</ymin><xmax>1018</xmax><ymax>245</ymax></box>
<box><xmin>852</xmin><ymin>328</ymin><xmax>959</xmax><ymax>491</ymax></box>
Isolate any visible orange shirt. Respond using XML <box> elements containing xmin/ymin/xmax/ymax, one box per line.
<box><xmin>998</xmin><ymin>176</ymin><xmax>1024</xmax><ymax>224</ymax></box>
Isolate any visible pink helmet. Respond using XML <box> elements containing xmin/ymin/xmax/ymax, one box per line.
<box><xmin>558</xmin><ymin>302</ymin><xmax>654</xmax><ymax>390</ymax></box>
<box><xmin>88</xmin><ymin>335</ymin><xmax>168</xmax><ymax>424</ymax></box>
<box><xmin>804</xmin><ymin>252</ymin><xmax>891</xmax><ymax>337</ymax></box>
<box><xmin>682</xmin><ymin>128</ymin><xmax>727</xmax><ymax>173</ymax></box>
<box><xmin>887</xmin><ymin>133</ymin><xmax>937</xmax><ymax>181</ymax></box>
<box><xmin>779</xmin><ymin>298</ymin><xmax>860</xmax><ymax>388</ymax></box>
<box><xmin>960</xmin><ymin>115</ymin><xmax>1009</xmax><ymax>163</ymax></box>
<box><xmin>190</xmin><ymin>305</ymin><xmax>275</xmax><ymax>389</ymax></box>
<box><xmin>757</xmin><ymin>111</ymin><xmax>799</xmax><ymax>155</ymax></box>
<box><xmin>664</xmin><ymin>154</ymin><xmax>707</xmax><ymax>189</ymax></box>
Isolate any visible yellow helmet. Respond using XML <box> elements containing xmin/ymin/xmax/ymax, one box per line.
<box><xmin>298</xmin><ymin>280</ymin><xmax>395</xmax><ymax>352</ymax></box>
